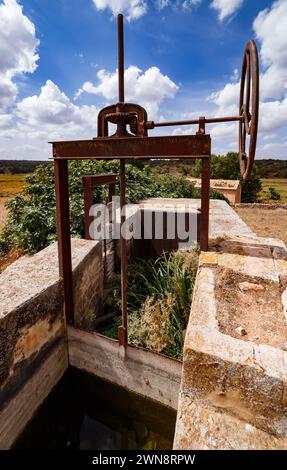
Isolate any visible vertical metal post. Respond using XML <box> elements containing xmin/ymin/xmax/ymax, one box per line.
<box><xmin>200</xmin><ymin>157</ymin><xmax>210</xmax><ymax>252</ymax></box>
<box><xmin>118</xmin><ymin>14</ymin><xmax>125</xmax><ymax>103</ymax></box>
<box><xmin>109</xmin><ymin>181</ymin><xmax>116</xmax><ymax>285</ymax></box>
<box><xmin>83</xmin><ymin>176</ymin><xmax>93</xmax><ymax>240</ymax></box>
<box><xmin>54</xmin><ymin>158</ymin><xmax>74</xmax><ymax>325</ymax></box>
<box><xmin>197</xmin><ymin>116</ymin><xmax>206</xmax><ymax>135</ymax></box>
<box><xmin>109</xmin><ymin>182</ymin><xmax>116</xmax><ymax>202</ymax></box>
<box><xmin>118</xmin><ymin>159</ymin><xmax>127</xmax><ymax>346</ymax></box>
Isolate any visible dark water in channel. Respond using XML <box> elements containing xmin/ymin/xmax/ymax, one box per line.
<box><xmin>14</xmin><ymin>368</ymin><xmax>176</xmax><ymax>450</ymax></box>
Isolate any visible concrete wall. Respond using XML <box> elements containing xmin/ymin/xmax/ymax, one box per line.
<box><xmin>95</xmin><ymin>199</ymin><xmax>253</xmax><ymax>268</ymax></box>
<box><xmin>68</xmin><ymin>327</ymin><xmax>182</xmax><ymax>410</ymax></box>
<box><xmin>174</xmin><ymin>235</ymin><xmax>287</xmax><ymax>450</ymax></box>
<box><xmin>188</xmin><ymin>179</ymin><xmax>241</xmax><ymax>205</ymax></box>
<box><xmin>2</xmin><ymin>200</ymin><xmax>285</xmax><ymax>450</ymax></box>
<box><xmin>221</xmin><ymin>187</ymin><xmax>241</xmax><ymax>204</ymax></box>
<box><xmin>0</xmin><ymin>226</ymin><xmax>182</xmax><ymax>448</ymax></box>
<box><xmin>0</xmin><ymin>238</ymin><xmax>103</xmax><ymax>449</ymax></box>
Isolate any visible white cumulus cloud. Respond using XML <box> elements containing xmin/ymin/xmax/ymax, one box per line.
<box><xmin>93</xmin><ymin>0</ymin><xmax>201</xmax><ymax>18</ymax></box>
<box><xmin>260</xmin><ymin>95</ymin><xmax>287</xmax><ymax>133</ymax></box>
<box><xmin>0</xmin><ymin>80</ymin><xmax>99</xmax><ymax>159</ymax></box>
<box><xmin>156</xmin><ymin>0</ymin><xmax>170</xmax><ymax>10</ymax></box>
<box><xmin>253</xmin><ymin>0</ymin><xmax>287</xmax><ymax>100</ymax></box>
<box><xmin>0</xmin><ymin>113</ymin><xmax>12</xmax><ymax>129</ymax></box>
<box><xmin>16</xmin><ymin>80</ymin><xmax>98</xmax><ymax>133</ymax></box>
<box><xmin>182</xmin><ymin>0</ymin><xmax>201</xmax><ymax>9</ymax></box>
<box><xmin>156</xmin><ymin>0</ymin><xmax>201</xmax><ymax>11</ymax></box>
<box><xmin>207</xmin><ymin>0</ymin><xmax>287</xmax><ymax>157</ymax></box>
<box><xmin>92</xmin><ymin>0</ymin><xmax>147</xmax><ymax>21</ymax></box>
<box><xmin>208</xmin><ymin>81</ymin><xmax>239</xmax><ymax>115</ymax></box>
<box><xmin>0</xmin><ymin>0</ymin><xmax>39</xmax><ymax>110</ymax></box>
<box><xmin>210</xmin><ymin>0</ymin><xmax>244</xmax><ymax>22</ymax></box>
<box><xmin>75</xmin><ymin>65</ymin><xmax>179</xmax><ymax>118</ymax></box>
<box><xmin>0</xmin><ymin>3</ymin><xmax>102</xmax><ymax>159</ymax></box>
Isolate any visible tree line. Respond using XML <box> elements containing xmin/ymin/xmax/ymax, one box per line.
<box><xmin>0</xmin><ymin>160</ymin><xmax>48</xmax><ymax>174</ymax></box>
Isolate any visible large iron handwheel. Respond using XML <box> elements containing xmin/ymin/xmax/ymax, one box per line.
<box><xmin>239</xmin><ymin>40</ymin><xmax>259</xmax><ymax>181</ymax></box>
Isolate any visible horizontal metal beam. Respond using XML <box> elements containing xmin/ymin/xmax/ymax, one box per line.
<box><xmin>52</xmin><ymin>135</ymin><xmax>211</xmax><ymax>160</ymax></box>
<box><xmin>82</xmin><ymin>174</ymin><xmax>117</xmax><ymax>185</ymax></box>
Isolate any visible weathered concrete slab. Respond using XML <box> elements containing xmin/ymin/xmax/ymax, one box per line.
<box><xmin>174</xmin><ymin>234</ymin><xmax>287</xmax><ymax>450</ymax></box>
<box><xmin>68</xmin><ymin>327</ymin><xmax>182</xmax><ymax>410</ymax></box>
<box><xmin>0</xmin><ymin>239</ymin><xmax>103</xmax><ymax>448</ymax></box>
<box><xmin>188</xmin><ymin>178</ymin><xmax>242</xmax><ymax>205</ymax></box>
<box><xmin>0</xmin><ymin>340</ymin><xmax>68</xmax><ymax>449</ymax></box>
<box><xmin>176</xmin><ymin>394</ymin><xmax>287</xmax><ymax>450</ymax></box>
<box><xmin>140</xmin><ymin>199</ymin><xmax>254</xmax><ymax>241</ymax></box>
<box><xmin>0</xmin><ymin>238</ymin><xmax>103</xmax><ymax>323</ymax></box>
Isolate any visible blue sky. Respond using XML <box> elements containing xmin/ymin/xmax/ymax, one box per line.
<box><xmin>0</xmin><ymin>0</ymin><xmax>286</xmax><ymax>159</ymax></box>
<box><xmin>19</xmin><ymin>0</ymin><xmax>269</xmax><ymax>98</ymax></box>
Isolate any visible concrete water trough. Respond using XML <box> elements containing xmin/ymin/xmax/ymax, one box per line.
<box><xmin>1</xmin><ymin>200</ymin><xmax>287</xmax><ymax>449</ymax></box>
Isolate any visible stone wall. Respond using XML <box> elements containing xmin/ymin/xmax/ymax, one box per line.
<box><xmin>235</xmin><ymin>203</ymin><xmax>287</xmax><ymax>209</ymax></box>
<box><xmin>72</xmin><ymin>239</ymin><xmax>103</xmax><ymax>329</ymax></box>
<box><xmin>0</xmin><ymin>238</ymin><xmax>103</xmax><ymax>449</ymax></box>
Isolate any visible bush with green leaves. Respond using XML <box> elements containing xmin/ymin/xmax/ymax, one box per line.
<box><xmin>192</xmin><ymin>152</ymin><xmax>262</xmax><ymax>203</ymax></box>
<box><xmin>268</xmin><ymin>187</ymin><xmax>281</xmax><ymax>201</ymax></box>
<box><xmin>0</xmin><ymin>160</ymin><xmax>227</xmax><ymax>255</ymax></box>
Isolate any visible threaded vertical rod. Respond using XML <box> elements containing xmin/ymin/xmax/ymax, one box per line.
<box><xmin>118</xmin><ymin>14</ymin><xmax>125</xmax><ymax>103</ymax></box>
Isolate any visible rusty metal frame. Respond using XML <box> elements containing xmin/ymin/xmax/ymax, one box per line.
<box><xmin>52</xmin><ymin>134</ymin><xmax>211</xmax><ymax>160</ymax></box>
<box><xmin>83</xmin><ymin>174</ymin><xmax>116</xmax><ymax>290</ymax></box>
<box><xmin>52</xmin><ymin>13</ymin><xmax>214</xmax><ymax>344</ymax></box>
<box><xmin>82</xmin><ymin>173</ymin><xmax>117</xmax><ymax>329</ymax></box>
<box><xmin>54</xmin><ymin>159</ymin><xmax>74</xmax><ymax>326</ymax></box>
<box><xmin>82</xmin><ymin>173</ymin><xmax>116</xmax><ymax>240</ymax></box>
<box><xmin>51</xmin><ymin>12</ymin><xmax>259</xmax><ymax>350</ymax></box>
<box><xmin>53</xmin><ymin>137</ymin><xmax>211</xmax><ymax>342</ymax></box>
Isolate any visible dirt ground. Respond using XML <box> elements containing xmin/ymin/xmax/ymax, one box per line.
<box><xmin>236</xmin><ymin>207</ymin><xmax>287</xmax><ymax>245</ymax></box>
<box><xmin>0</xmin><ymin>247</ymin><xmax>24</xmax><ymax>274</ymax></box>
<box><xmin>215</xmin><ymin>267</ymin><xmax>287</xmax><ymax>350</ymax></box>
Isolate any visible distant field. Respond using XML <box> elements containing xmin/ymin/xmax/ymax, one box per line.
<box><xmin>0</xmin><ymin>173</ymin><xmax>27</xmax><ymax>198</ymax></box>
<box><xmin>0</xmin><ymin>174</ymin><xmax>27</xmax><ymax>230</ymax></box>
<box><xmin>259</xmin><ymin>178</ymin><xmax>287</xmax><ymax>202</ymax></box>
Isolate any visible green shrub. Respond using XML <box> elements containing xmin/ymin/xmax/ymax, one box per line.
<box><xmin>128</xmin><ymin>249</ymin><xmax>199</xmax><ymax>359</ymax></box>
<box><xmin>0</xmin><ymin>160</ymin><xmax>226</xmax><ymax>255</ymax></box>
<box><xmin>180</xmin><ymin>164</ymin><xmax>189</xmax><ymax>176</ymax></box>
<box><xmin>268</xmin><ymin>187</ymin><xmax>281</xmax><ymax>201</ymax></box>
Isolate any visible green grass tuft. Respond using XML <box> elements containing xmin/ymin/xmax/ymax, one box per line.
<box><xmin>100</xmin><ymin>248</ymin><xmax>199</xmax><ymax>360</ymax></box>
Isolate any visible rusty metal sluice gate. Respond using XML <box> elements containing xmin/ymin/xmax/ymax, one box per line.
<box><xmin>52</xmin><ymin>14</ymin><xmax>259</xmax><ymax>347</ymax></box>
